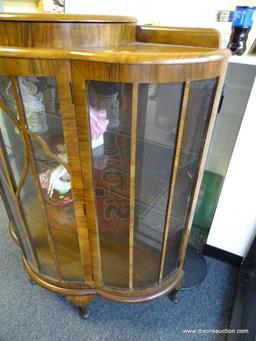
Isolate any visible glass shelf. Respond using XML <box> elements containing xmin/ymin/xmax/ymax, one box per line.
<box><xmin>93</xmin><ymin>131</ymin><xmax>197</xmax><ymax>213</ymax></box>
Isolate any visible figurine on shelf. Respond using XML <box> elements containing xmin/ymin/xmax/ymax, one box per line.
<box><xmin>90</xmin><ymin>81</ymin><xmax>120</xmax><ymax>129</ymax></box>
<box><xmin>89</xmin><ymin>105</ymin><xmax>109</xmax><ymax>149</ymax></box>
<box><xmin>19</xmin><ymin>77</ymin><xmax>48</xmax><ymax>134</ymax></box>
<box><xmin>39</xmin><ymin>151</ymin><xmax>72</xmax><ymax>206</ymax></box>
<box><xmin>47</xmin><ymin>164</ymin><xmax>71</xmax><ymax>198</ymax></box>
<box><xmin>97</xmin><ymin>92</ymin><xmax>119</xmax><ymax>129</ymax></box>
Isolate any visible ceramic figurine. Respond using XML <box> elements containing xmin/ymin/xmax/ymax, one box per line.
<box><xmin>90</xmin><ymin>82</ymin><xmax>120</xmax><ymax>129</ymax></box>
<box><xmin>96</xmin><ymin>93</ymin><xmax>119</xmax><ymax>129</ymax></box>
<box><xmin>47</xmin><ymin>164</ymin><xmax>71</xmax><ymax>197</ymax></box>
<box><xmin>39</xmin><ymin>151</ymin><xmax>72</xmax><ymax>205</ymax></box>
<box><xmin>19</xmin><ymin>77</ymin><xmax>48</xmax><ymax>134</ymax></box>
<box><xmin>89</xmin><ymin>105</ymin><xmax>109</xmax><ymax>149</ymax></box>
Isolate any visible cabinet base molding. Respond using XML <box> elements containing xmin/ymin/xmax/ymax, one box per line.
<box><xmin>99</xmin><ymin>271</ymin><xmax>185</xmax><ymax>304</ymax></box>
<box><xmin>22</xmin><ymin>256</ymin><xmax>185</xmax><ymax>316</ymax></box>
<box><xmin>15</xmin><ymin>223</ymin><xmax>183</xmax><ymax>308</ymax></box>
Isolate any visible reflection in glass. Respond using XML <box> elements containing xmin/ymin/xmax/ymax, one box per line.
<box><xmin>29</xmin><ymin>138</ymin><xmax>83</xmax><ymax>281</ymax></box>
<box><xmin>30</xmin><ymin>138</ymin><xmax>73</xmax><ymax>208</ymax></box>
<box><xmin>18</xmin><ymin>76</ymin><xmax>65</xmax><ymax>155</ymax></box>
<box><xmin>87</xmin><ymin>81</ymin><xmax>132</xmax><ymax>288</ymax></box>
<box><xmin>134</xmin><ymin>83</ymin><xmax>184</xmax><ymax>288</ymax></box>
<box><xmin>0</xmin><ymin>76</ymin><xmax>18</xmax><ymax>117</ymax></box>
<box><xmin>0</xmin><ymin>108</ymin><xmax>25</xmax><ymax>188</ymax></box>
<box><xmin>163</xmin><ymin>78</ymin><xmax>217</xmax><ymax>278</ymax></box>
<box><xmin>0</xmin><ymin>160</ymin><xmax>34</xmax><ymax>265</ymax></box>
<box><xmin>51</xmin><ymin>228</ymin><xmax>84</xmax><ymax>282</ymax></box>
<box><xmin>19</xmin><ymin>168</ymin><xmax>56</xmax><ymax>277</ymax></box>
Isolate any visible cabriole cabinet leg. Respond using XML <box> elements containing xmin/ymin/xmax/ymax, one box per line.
<box><xmin>79</xmin><ymin>305</ymin><xmax>90</xmax><ymax>319</ymax></box>
<box><xmin>168</xmin><ymin>275</ymin><xmax>184</xmax><ymax>303</ymax></box>
<box><xmin>66</xmin><ymin>295</ymin><xmax>96</xmax><ymax>319</ymax></box>
<box><xmin>168</xmin><ymin>289</ymin><xmax>179</xmax><ymax>304</ymax></box>
<box><xmin>28</xmin><ymin>275</ymin><xmax>36</xmax><ymax>285</ymax></box>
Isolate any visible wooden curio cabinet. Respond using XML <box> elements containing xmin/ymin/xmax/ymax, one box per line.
<box><xmin>0</xmin><ymin>13</ymin><xmax>229</xmax><ymax>318</ymax></box>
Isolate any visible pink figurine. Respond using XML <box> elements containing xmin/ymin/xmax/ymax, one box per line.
<box><xmin>89</xmin><ymin>106</ymin><xmax>109</xmax><ymax>141</ymax></box>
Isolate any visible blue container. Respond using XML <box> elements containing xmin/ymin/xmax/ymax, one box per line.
<box><xmin>228</xmin><ymin>6</ymin><xmax>255</xmax><ymax>55</ymax></box>
<box><xmin>232</xmin><ymin>6</ymin><xmax>254</xmax><ymax>28</ymax></box>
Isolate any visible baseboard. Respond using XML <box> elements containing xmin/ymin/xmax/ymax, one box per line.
<box><xmin>203</xmin><ymin>245</ymin><xmax>243</xmax><ymax>267</ymax></box>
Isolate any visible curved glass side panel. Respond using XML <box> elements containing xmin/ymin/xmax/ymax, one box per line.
<box><xmin>163</xmin><ymin>78</ymin><xmax>217</xmax><ymax>278</ymax></box>
<box><xmin>133</xmin><ymin>83</ymin><xmax>183</xmax><ymax>288</ymax></box>
<box><xmin>0</xmin><ymin>108</ymin><xmax>25</xmax><ymax>188</ymax></box>
<box><xmin>87</xmin><ymin>78</ymin><xmax>217</xmax><ymax>289</ymax></box>
<box><xmin>19</xmin><ymin>167</ymin><xmax>56</xmax><ymax>277</ymax></box>
<box><xmin>0</xmin><ymin>160</ymin><xmax>34</xmax><ymax>265</ymax></box>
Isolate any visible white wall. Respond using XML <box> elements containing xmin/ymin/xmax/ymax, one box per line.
<box><xmin>207</xmin><ymin>71</ymin><xmax>256</xmax><ymax>257</ymax></box>
<box><xmin>65</xmin><ymin>0</ymin><xmax>223</xmax><ymax>25</ymax></box>
<box><xmin>3</xmin><ymin>0</ymin><xmax>38</xmax><ymax>13</ymax></box>
<box><xmin>65</xmin><ymin>0</ymin><xmax>254</xmax><ymax>25</ymax></box>
<box><xmin>205</xmin><ymin>63</ymin><xmax>256</xmax><ymax>176</ymax></box>
<box><xmin>65</xmin><ymin>0</ymin><xmax>255</xmax><ymax>49</ymax></box>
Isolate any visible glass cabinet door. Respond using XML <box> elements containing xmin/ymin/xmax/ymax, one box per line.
<box><xmin>87</xmin><ymin>81</ymin><xmax>132</xmax><ymax>288</ymax></box>
<box><xmin>86</xmin><ymin>78</ymin><xmax>217</xmax><ymax>289</ymax></box>
<box><xmin>0</xmin><ymin>74</ymin><xmax>84</xmax><ymax>282</ymax></box>
<box><xmin>0</xmin><ymin>66</ymin><xmax>219</xmax><ymax>291</ymax></box>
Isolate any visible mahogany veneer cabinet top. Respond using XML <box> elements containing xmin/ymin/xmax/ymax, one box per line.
<box><xmin>0</xmin><ymin>13</ymin><xmax>229</xmax><ymax>318</ymax></box>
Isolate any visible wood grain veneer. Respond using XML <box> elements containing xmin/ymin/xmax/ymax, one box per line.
<box><xmin>0</xmin><ymin>13</ymin><xmax>136</xmax><ymax>48</ymax></box>
<box><xmin>0</xmin><ymin>43</ymin><xmax>229</xmax><ymax>64</ymax></box>
<box><xmin>136</xmin><ymin>25</ymin><xmax>221</xmax><ymax>48</ymax></box>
